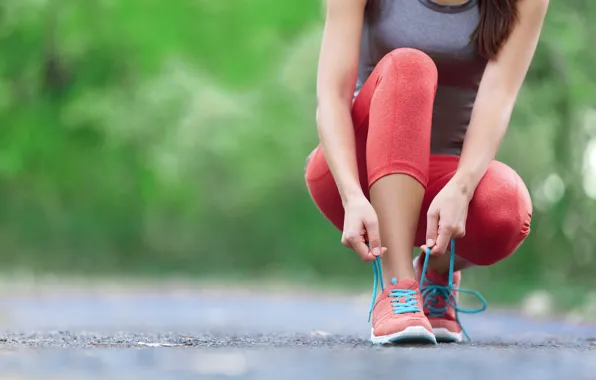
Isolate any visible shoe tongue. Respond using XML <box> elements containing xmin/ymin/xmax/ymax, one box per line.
<box><xmin>417</xmin><ymin>253</ymin><xmax>450</xmax><ymax>285</ymax></box>
<box><xmin>389</xmin><ymin>277</ymin><xmax>418</xmax><ymax>290</ymax></box>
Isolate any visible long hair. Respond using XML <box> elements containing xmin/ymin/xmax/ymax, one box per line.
<box><xmin>472</xmin><ymin>0</ymin><xmax>519</xmax><ymax>60</ymax></box>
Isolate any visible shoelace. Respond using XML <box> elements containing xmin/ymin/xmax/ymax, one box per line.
<box><xmin>390</xmin><ymin>287</ymin><xmax>420</xmax><ymax>314</ymax></box>
<box><xmin>419</xmin><ymin>239</ymin><xmax>488</xmax><ymax>341</ymax></box>
<box><xmin>368</xmin><ymin>257</ymin><xmax>384</xmax><ymax>322</ymax></box>
<box><xmin>368</xmin><ymin>257</ymin><xmax>420</xmax><ymax>322</ymax></box>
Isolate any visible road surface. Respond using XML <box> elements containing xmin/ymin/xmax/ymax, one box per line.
<box><xmin>0</xmin><ymin>281</ymin><xmax>594</xmax><ymax>379</ymax></box>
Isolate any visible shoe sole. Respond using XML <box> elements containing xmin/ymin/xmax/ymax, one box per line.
<box><xmin>433</xmin><ymin>328</ymin><xmax>464</xmax><ymax>343</ymax></box>
<box><xmin>370</xmin><ymin>326</ymin><xmax>437</xmax><ymax>345</ymax></box>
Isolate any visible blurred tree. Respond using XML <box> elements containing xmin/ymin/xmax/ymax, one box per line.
<box><xmin>0</xmin><ymin>0</ymin><xmax>594</xmax><ymax>303</ymax></box>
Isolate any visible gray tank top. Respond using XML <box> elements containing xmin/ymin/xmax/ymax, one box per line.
<box><xmin>355</xmin><ymin>0</ymin><xmax>487</xmax><ymax>156</ymax></box>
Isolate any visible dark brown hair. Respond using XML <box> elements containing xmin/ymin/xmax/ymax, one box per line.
<box><xmin>472</xmin><ymin>0</ymin><xmax>519</xmax><ymax>60</ymax></box>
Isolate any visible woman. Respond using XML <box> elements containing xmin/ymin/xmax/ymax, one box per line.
<box><xmin>305</xmin><ymin>0</ymin><xmax>548</xmax><ymax>345</ymax></box>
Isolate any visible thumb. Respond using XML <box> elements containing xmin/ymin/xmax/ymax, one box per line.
<box><xmin>426</xmin><ymin>209</ymin><xmax>439</xmax><ymax>248</ymax></box>
<box><xmin>365</xmin><ymin>218</ymin><xmax>383</xmax><ymax>257</ymax></box>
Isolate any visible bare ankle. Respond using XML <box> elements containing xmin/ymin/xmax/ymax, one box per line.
<box><xmin>427</xmin><ymin>252</ymin><xmax>474</xmax><ymax>274</ymax></box>
<box><xmin>382</xmin><ymin>261</ymin><xmax>416</xmax><ymax>283</ymax></box>
<box><xmin>427</xmin><ymin>254</ymin><xmax>450</xmax><ymax>275</ymax></box>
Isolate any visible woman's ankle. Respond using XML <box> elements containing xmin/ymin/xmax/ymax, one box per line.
<box><xmin>382</xmin><ymin>259</ymin><xmax>416</xmax><ymax>283</ymax></box>
<box><xmin>426</xmin><ymin>252</ymin><xmax>474</xmax><ymax>274</ymax></box>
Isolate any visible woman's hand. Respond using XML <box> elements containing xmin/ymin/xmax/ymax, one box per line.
<box><xmin>342</xmin><ymin>195</ymin><xmax>387</xmax><ymax>262</ymax></box>
<box><xmin>422</xmin><ymin>178</ymin><xmax>472</xmax><ymax>256</ymax></box>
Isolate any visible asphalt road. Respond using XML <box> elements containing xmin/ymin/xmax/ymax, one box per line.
<box><xmin>0</xmin><ymin>282</ymin><xmax>594</xmax><ymax>379</ymax></box>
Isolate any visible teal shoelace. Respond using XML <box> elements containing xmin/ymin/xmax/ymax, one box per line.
<box><xmin>419</xmin><ymin>239</ymin><xmax>488</xmax><ymax>341</ymax></box>
<box><xmin>368</xmin><ymin>258</ymin><xmax>420</xmax><ymax>322</ymax></box>
<box><xmin>367</xmin><ymin>239</ymin><xmax>488</xmax><ymax>341</ymax></box>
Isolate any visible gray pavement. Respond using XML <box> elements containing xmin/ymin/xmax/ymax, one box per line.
<box><xmin>0</xmin><ymin>284</ymin><xmax>594</xmax><ymax>379</ymax></box>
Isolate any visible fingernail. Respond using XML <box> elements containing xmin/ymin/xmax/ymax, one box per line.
<box><xmin>426</xmin><ymin>239</ymin><xmax>433</xmax><ymax>246</ymax></box>
<box><xmin>372</xmin><ymin>247</ymin><xmax>381</xmax><ymax>256</ymax></box>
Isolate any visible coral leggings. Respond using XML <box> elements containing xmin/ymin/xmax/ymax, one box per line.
<box><xmin>305</xmin><ymin>48</ymin><xmax>532</xmax><ymax>266</ymax></box>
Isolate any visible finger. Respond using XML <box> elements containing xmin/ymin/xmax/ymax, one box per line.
<box><xmin>454</xmin><ymin>225</ymin><xmax>466</xmax><ymax>238</ymax></box>
<box><xmin>431</xmin><ymin>227</ymin><xmax>451</xmax><ymax>255</ymax></box>
<box><xmin>419</xmin><ymin>246</ymin><xmax>431</xmax><ymax>268</ymax></box>
<box><xmin>420</xmin><ymin>245</ymin><xmax>434</xmax><ymax>259</ymax></box>
<box><xmin>364</xmin><ymin>218</ymin><xmax>383</xmax><ymax>257</ymax></box>
<box><xmin>426</xmin><ymin>209</ymin><xmax>439</xmax><ymax>248</ymax></box>
<box><xmin>341</xmin><ymin>236</ymin><xmax>350</xmax><ymax>248</ymax></box>
<box><xmin>370</xmin><ymin>246</ymin><xmax>388</xmax><ymax>258</ymax></box>
<box><xmin>351</xmin><ymin>240</ymin><xmax>376</xmax><ymax>262</ymax></box>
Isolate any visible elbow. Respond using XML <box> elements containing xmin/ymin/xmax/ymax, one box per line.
<box><xmin>315</xmin><ymin>105</ymin><xmax>324</xmax><ymax>133</ymax></box>
<box><xmin>487</xmin><ymin>87</ymin><xmax>518</xmax><ymax>119</ymax></box>
<box><xmin>315</xmin><ymin>95</ymin><xmax>331</xmax><ymax>130</ymax></box>
<box><xmin>315</xmin><ymin>104</ymin><xmax>322</xmax><ymax>124</ymax></box>
<box><xmin>497</xmin><ymin>91</ymin><xmax>518</xmax><ymax>122</ymax></box>
<box><xmin>471</xmin><ymin>91</ymin><xmax>515</xmax><ymax>131</ymax></box>
<box><xmin>315</xmin><ymin>90</ymin><xmax>354</xmax><ymax>135</ymax></box>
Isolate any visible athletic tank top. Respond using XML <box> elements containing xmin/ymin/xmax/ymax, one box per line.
<box><xmin>355</xmin><ymin>0</ymin><xmax>487</xmax><ymax>156</ymax></box>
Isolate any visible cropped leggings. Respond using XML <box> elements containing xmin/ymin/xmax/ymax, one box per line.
<box><xmin>305</xmin><ymin>48</ymin><xmax>532</xmax><ymax>266</ymax></box>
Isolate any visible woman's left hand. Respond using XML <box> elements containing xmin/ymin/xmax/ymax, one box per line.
<box><xmin>422</xmin><ymin>177</ymin><xmax>472</xmax><ymax>256</ymax></box>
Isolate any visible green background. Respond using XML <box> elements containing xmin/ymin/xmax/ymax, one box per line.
<box><xmin>1</xmin><ymin>0</ymin><xmax>595</xmax><ymax>308</ymax></box>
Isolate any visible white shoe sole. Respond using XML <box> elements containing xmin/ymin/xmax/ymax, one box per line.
<box><xmin>370</xmin><ymin>326</ymin><xmax>437</xmax><ymax>345</ymax></box>
<box><xmin>433</xmin><ymin>327</ymin><xmax>464</xmax><ymax>343</ymax></box>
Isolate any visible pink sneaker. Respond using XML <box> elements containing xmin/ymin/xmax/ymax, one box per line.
<box><xmin>369</xmin><ymin>274</ymin><xmax>436</xmax><ymax>345</ymax></box>
<box><xmin>414</xmin><ymin>248</ymin><xmax>487</xmax><ymax>343</ymax></box>
<box><xmin>414</xmin><ymin>254</ymin><xmax>463</xmax><ymax>342</ymax></box>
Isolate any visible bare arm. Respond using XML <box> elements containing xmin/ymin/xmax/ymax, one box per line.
<box><xmin>453</xmin><ymin>0</ymin><xmax>549</xmax><ymax>198</ymax></box>
<box><xmin>316</xmin><ymin>0</ymin><xmax>367</xmax><ymax>205</ymax></box>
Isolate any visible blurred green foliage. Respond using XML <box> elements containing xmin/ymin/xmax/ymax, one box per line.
<box><xmin>1</xmin><ymin>0</ymin><xmax>595</xmax><ymax>300</ymax></box>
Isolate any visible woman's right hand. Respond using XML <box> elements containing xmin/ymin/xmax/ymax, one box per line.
<box><xmin>317</xmin><ymin>0</ymin><xmax>381</xmax><ymax>262</ymax></box>
<box><xmin>341</xmin><ymin>195</ymin><xmax>387</xmax><ymax>262</ymax></box>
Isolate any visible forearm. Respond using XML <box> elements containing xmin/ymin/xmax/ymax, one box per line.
<box><xmin>316</xmin><ymin>99</ymin><xmax>363</xmax><ymax>205</ymax></box>
<box><xmin>453</xmin><ymin>93</ymin><xmax>513</xmax><ymax>200</ymax></box>
<box><xmin>453</xmin><ymin>0</ymin><xmax>548</xmax><ymax>200</ymax></box>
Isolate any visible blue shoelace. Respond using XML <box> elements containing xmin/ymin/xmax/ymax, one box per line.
<box><xmin>368</xmin><ymin>239</ymin><xmax>488</xmax><ymax>341</ymax></box>
<box><xmin>420</xmin><ymin>239</ymin><xmax>487</xmax><ymax>341</ymax></box>
<box><xmin>368</xmin><ymin>259</ymin><xmax>420</xmax><ymax>322</ymax></box>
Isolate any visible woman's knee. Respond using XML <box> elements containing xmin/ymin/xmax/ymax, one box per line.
<box><xmin>465</xmin><ymin>163</ymin><xmax>532</xmax><ymax>266</ymax></box>
<box><xmin>362</xmin><ymin>48</ymin><xmax>437</xmax><ymax>188</ymax></box>
<box><xmin>377</xmin><ymin>48</ymin><xmax>438</xmax><ymax>88</ymax></box>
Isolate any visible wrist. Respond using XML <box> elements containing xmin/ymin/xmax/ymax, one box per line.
<box><xmin>451</xmin><ymin>169</ymin><xmax>478</xmax><ymax>201</ymax></box>
<box><xmin>340</xmin><ymin>187</ymin><xmax>366</xmax><ymax>207</ymax></box>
